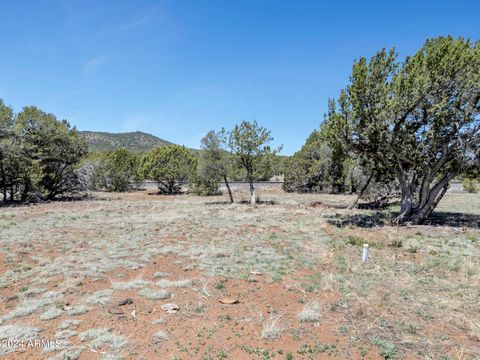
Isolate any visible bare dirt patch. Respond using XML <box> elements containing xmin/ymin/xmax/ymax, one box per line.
<box><xmin>0</xmin><ymin>190</ymin><xmax>478</xmax><ymax>359</ymax></box>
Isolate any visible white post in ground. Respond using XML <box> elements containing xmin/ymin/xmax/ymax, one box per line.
<box><xmin>362</xmin><ymin>244</ymin><xmax>369</xmax><ymax>262</ymax></box>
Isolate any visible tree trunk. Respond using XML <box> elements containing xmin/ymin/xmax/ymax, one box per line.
<box><xmin>395</xmin><ymin>168</ymin><xmax>456</xmax><ymax>224</ymax></box>
<box><xmin>411</xmin><ymin>184</ymin><xmax>449</xmax><ymax>224</ymax></box>
<box><xmin>394</xmin><ymin>168</ymin><xmax>413</xmax><ymax>222</ymax></box>
<box><xmin>223</xmin><ymin>175</ymin><xmax>234</xmax><ymax>203</ymax></box>
<box><xmin>348</xmin><ymin>172</ymin><xmax>373</xmax><ymax>209</ymax></box>
<box><xmin>350</xmin><ymin>172</ymin><xmax>357</xmax><ymax>194</ymax></box>
<box><xmin>249</xmin><ymin>177</ymin><xmax>257</xmax><ymax>205</ymax></box>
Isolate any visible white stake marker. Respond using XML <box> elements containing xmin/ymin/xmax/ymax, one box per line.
<box><xmin>362</xmin><ymin>244</ymin><xmax>369</xmax><ymax>262</ymax></box>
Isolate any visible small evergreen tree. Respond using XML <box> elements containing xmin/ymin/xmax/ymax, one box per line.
<box><xmin>139</xmin><ymin>145</ymin><xmax>196</xmax><ymax>194</ymax></box>
<box><xmin>227</xmin><ymin>120</ymin><xmax>280</xmax><ymax>204</ymax></box>
<box><xmin>192</xmin><ymin>130</ymin><xmax>234</xmax><ymax>200</ymax></box>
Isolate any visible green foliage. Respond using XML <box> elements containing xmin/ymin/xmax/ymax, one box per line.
<box><xmin>80</xmin><ymin>130</ymin><xmax>172</xmax><ymax>152</ymax></box>
<box><xmin>283</xmin><ymin>130</ymin><xmax>333</xmax><ymax>192</ymax></box>
<box><xmin>16</xmin><ymin>107</ymin><xmax>88</xmax><ymax>199</ymax></box>
<box><xmin>80</xmin><ymin>149</ymin><xmax>140</xmax><ymax>192</ymax></box>
<box><xmin>325</xmin><ymin>36</ymin><xmax>480</xmax><ymax>223</ymax></box>
<box><xmin>283</xmin><ymin>129</ymin><xmax>358</xmax><ymax>193</ymax></box>
<box><xmin>104</xmin><ymin>149</ymin><xmax>140</xmax><ymax>192</ymax></box>
<box><xmin>462</xmin><ymin>178</ymin><xmax>478</xmax><ymax>193</ymax></box>
<box><xmin>228</xmin><ymin>120</ymin><xmax>278</xmax><ymax>180</ymax></box>
<box><xmin>371</xmin><ymin>338</ymin><xmax>397</xmax><ymax>360</ymax></box>
<box><xmin>0</xmin><ymin>101</ymin><xmax>88</xmax><ymax>201</ymax></box>
<box><xmin>227</xmin><ymin>120</ymin><xmax>280</xmax><ymax>204</ymax></box>
<box><xmin>254</xmin><ymin>153</ymin><xmax>283</xmax><ymax>181</ymax></box>
<box><xmin>0</xmin><ymin>99</ymin><xmax>14</xmax><ymax>134</ymax></box>
<box><xmin>189</xmin><ymin>173</ymin><xmax>219</xmax><ymax>196</ymax></box>
<box><xmin>190</xmin><ymin>130</ymin><xmax>226</xmax><ymax>196</ymax></box>
<box><xmin>140</xmin><ymin>144</ymin><xmax>196</xmax><ymax>194</ymax></box>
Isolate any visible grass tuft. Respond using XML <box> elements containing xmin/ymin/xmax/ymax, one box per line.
<box><xmin>111</xmin><ymin>279</ymin><xmax>152</xmax><ymax>290</ymax></box>
<box><xmin>40</xmin><ymin>307</ymin><xmax>63</xmax><ymax>321</ymax></box>
<box><xmin>298</xmin><ymin>301</ymin><xmax>322</xmax><ymax>323</ymax></box>
<box><xmin>156</xmin><ymin>279</ymin><xmax>194</xmax><ymax>288</ymax></box>
<box><xmin>138</xmin><ymin>288</ymin><xmax>171</xmax><ymax>300</ymax></box>
<box><xmin>79</xmin><ymin>328</ymin><xmax>128</xmax><ymax>350</ymax></box>
<box><xmin>261</xmin><ymin>314</ymin><xmax>283</xmax><ymax>339</ymax></box>
<box><xmin>85</xmin><ymin>289</ymin><xmax>113</xmax><ymax>305</ymax></box>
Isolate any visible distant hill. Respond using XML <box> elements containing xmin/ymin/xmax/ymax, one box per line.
<box><xmin>79</xmin><ymin>131</ymin><xmax>173</xmax><ymax>152</ymax></box>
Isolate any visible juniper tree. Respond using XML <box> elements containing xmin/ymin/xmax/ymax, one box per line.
<box><xmin>195</xmin><ymin>130</ymin><xmax>234</xmax><ymax>201</ymax></box>
<box><xmin>14</xmin><ymin>106</ymin><xmax>88</xmax><ymax>200</ymax></box>
<box><xmin>139</xmin><ymin>144</ymin><xmax>196</xmax><ymax>194</ymax></box>
<box><xmin>227</xmin><ymin>120</ymin><xmax>280</xmax><ymax>205</ymax></box>
<box><xmin>283</xmin><ymin>130</ymin><xmax>333</xmax><ymax>193</ymax></box>
<box><xmin>103</xmin><ymin>148</ymin><xmax>140</xmax><ymax>192</ymax></box>
<box><xmin>326</xmin><ymin>36</ymin><xmax>480</xmax><ymax>223</ymax></box>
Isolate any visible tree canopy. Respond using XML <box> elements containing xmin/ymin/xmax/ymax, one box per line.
<box><xmin>191</xmin><ymin>130</ymin><xmax>234</xmax><ymax>199</ymax></box>
<box><xmin>139</xmin><ymin>144</ymin><xmax>196</xmax><ymax>194</ymax></box>
<box><xmin>0</xmin><ymin>101</ymin><xmax>88</xmax><ymax>201</ymax></box>
<box><xmin>227</xmin><ymin>120</ymin><xmax>280</xmax><ymax>204</ymax></box>
<box><xmin>324</xmin><ymin>36</ymin><xmax>480</xmax><ymax>223</ymax></box>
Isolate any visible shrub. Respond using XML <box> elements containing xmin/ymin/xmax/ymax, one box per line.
<box><xmin>463</xmin><ymin>178</ymin><xmax>478</xmax><ymax>193</ymax></box>
<box><xmin>78</xmin><ymin>149</ymin><xmax>140</xmax><ymax>192</ymax></box>
<box><xmin>103</xmin><ymin>148</ymin><xmax>140</xmax><ymax>192</ymax></box>
<box><xmin>298</xmin><ymin>301</ymin><xmax>322</xmax><ymax>323</ymax></box>
<box><xmin>189</xmin><ymin>172</ymin><xmax>220</xmax><ymax>196</ymax></box>
<box><xmin>0</xmin><ymin>102</ymin><xmax>88</xmax><ymax>201</ymax></box>
<box><xmin>139</xmin><ymin>145</ymin><xmax>196</xmax><ymax>194</ymax></box>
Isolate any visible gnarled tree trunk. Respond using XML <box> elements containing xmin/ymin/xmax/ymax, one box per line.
<box><xmin>395</xmin><ymin>166</ymin><xmax>457</xmax><ymax>224</ymax></box>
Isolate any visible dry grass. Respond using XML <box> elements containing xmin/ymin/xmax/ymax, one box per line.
<box><xmin>84</xmin><ymin>289</ymin><xmax>113</xmax><ymax>305</ymax></box>
<box><xmin>152</xmin><ymin>330</ymin><xmax>170</xmax><ymax>341</ymax></box>
<box><xmin>0</xmin><ymin>324</ymin><xmax>39</xmax><ymax>355</ymax></box>
<box><xmin>111</xmin><ymin>279</ymin><xmax>152</xmax><ymax>290</ymax></box>
<box><xmin>40</xmin><ymin>307</ymin><xmax>63</xmax><ymax>321</ymax></box>
<box><xmin>79</xmin><ymin>327</ymin><xmax>128</xmax><ymax>350</ymax></box>
<box><xmin>57</xmin><ymin>319</ymin><xmax>82</xmax><ymax>330</ymax></box>
<box><xmin>156</xmin><ymin>279</ymin><xmax>194</xmax><ymax>288</ymax></box>
<box><xmin>0</xmin><ymin>189</ymin><xmax>478</xmax><ymax>359</ymax></box>
<box><xmin>261</xmin><ymin>314</ymin><xmax>284</xmax><ymax>339</ymax></box>
<box><xmin>138</xmin><ymin>288</ymin><xmax>171</xmax><ymax>300</ymax></box>
<box><xmin>298</xmin><ymin>301</ymin><xmax>322</xmax><ymax>323</ymax></box>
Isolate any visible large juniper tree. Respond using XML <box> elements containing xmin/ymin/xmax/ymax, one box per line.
<box><xmin>14</xmin><ymin>106</ymin><xmax>88</xmax><ymax>200</ymax></box>
<box><xmin>326</xmin><ymin>37</ymin><xmax>480</xmax><ymax>223</ymax></box>
<box><xmin>0</xmin><ymin>103</ymin><xmax>87</xmax><ymax>201</ymax></box>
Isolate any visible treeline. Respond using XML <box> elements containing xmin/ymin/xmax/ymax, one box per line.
<box><xmin>1</xmin><ymin>36</ymin><xmax>478</xmax><ymax>224</ymax></box>
<box><xmin>79</xmin><ymin>120</ymin><xmax>282</xmax><ymax>205</ymax></box>
<box><xmin>282</xmin><ymin>126</ymin><xmax>395</xmax><ymax>207</ymax></box>
<box><xmin>0</xmin><ymin>99</ymin><xmax>283</xmax><ymax>204</ymax></box>
<box><xmin>80</xmin><ymin>146</ymin><xmax>284</xmax><ymax>194</ymax></box>
<box><xmin>0</xmin><ymin>101</ymin><xmax>87</xmax><ymax>202</ymax></box>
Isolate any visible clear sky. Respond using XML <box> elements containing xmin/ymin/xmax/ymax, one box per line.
<box><xmin>0</xmin><ymin>1</ymin><xmax>479</xmax><ymax>154</ymax></box>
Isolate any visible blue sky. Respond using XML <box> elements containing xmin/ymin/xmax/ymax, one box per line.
<box><xmin>0</xmin><ymin>1</ymin><xmax>479</xmax><ymax>154</ymax></box>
